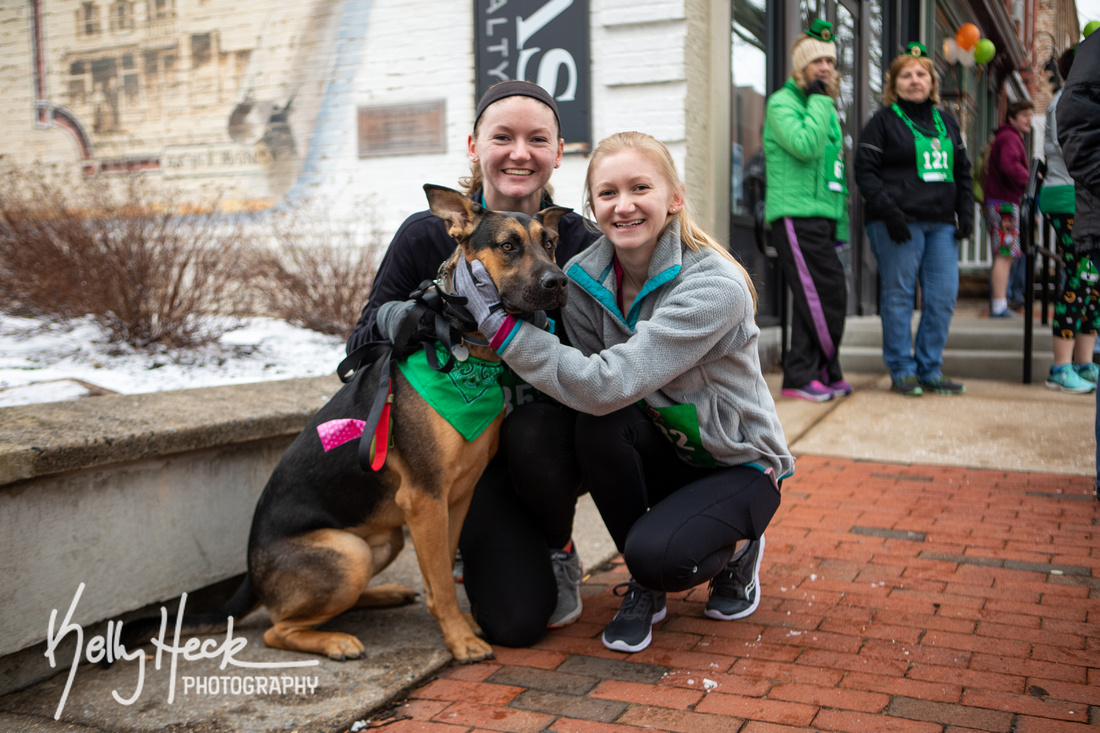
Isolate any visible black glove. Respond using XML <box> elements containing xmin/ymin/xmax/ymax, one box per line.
<box><xmin>806</xmin><ymin>79</ymin><xmax>828</xmax><ymax>96</ymax></box>
<box><xmin>520</xmin><ymin>310</ymin><xmax>549</xmax><ymax>331</ymax></box>
<box><xmin>883</xmin><ymin>210</ymin><xmax>911</xmax><ymax>243</ymax></box>
<box><xmin>954</xmin><ymin>222</ymin><xmax>973</xmax><ymax>240</ymax></box>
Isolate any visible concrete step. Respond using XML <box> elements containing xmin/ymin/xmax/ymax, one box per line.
<box><xmin>839</xmin><ymin>344</ymin><xmax>1054</xmax><ymax>383</ymax></box>
<box><xmin>837</xmin><ymin>304</ymin><xmax>1060</xmax><ymax>383</ymax></box>
<box><xmin>842</xmin><ymin>314</ymin><xmax>1056</xmax><ymax>352</ymax></box>
<box><xmin>762</xmin><ymin>301</ymin><xmax>1066</xmax><ymax>384</ymax></box>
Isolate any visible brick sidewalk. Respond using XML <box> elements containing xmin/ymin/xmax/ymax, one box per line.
<box><xmin>358</xmin><ymin>456</ymin><xmax>1099</xmax><ymax>733</ymax></box>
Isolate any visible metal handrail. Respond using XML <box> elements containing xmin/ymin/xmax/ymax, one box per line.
<box><xmin>1021</xmin><ymin>157</ymin><xmax>1047</xmax><ymax>383</ymax></box>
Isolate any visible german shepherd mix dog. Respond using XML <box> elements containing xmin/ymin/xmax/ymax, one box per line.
<box><xmin>127</xmin><ymin>185</ymin><xmax>569</xmax><ymax>663</ymax></box>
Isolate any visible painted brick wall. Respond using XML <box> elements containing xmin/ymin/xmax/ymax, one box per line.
<box><xmin>0</xmin><ymin>0</ymin><xmax>696</xmax><ymax>242</ymax></box>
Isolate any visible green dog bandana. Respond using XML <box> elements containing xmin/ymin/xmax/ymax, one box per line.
<box><xmin>397</xmin><ymin>342</ymin><xmax>505</xmax><ymax>441</ymax></box>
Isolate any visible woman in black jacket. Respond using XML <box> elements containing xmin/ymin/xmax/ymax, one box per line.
<box><xmin>854</xmin><ymin>43</ymin><xmax>973</xmax><ymax>398</ymax></box>
<box><xmin>347</xmin><ymin>81</ymin><xmax>599</xmax><ymax>646</ymax></box>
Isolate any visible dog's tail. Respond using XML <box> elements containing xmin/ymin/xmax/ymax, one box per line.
<box><xmin>118</xmin><ymin>575</ymin><xmax>260</xmax><ymax>651</ymax></box>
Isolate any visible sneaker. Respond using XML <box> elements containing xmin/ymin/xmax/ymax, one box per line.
<box><xmin>1046</xmin><ymin>365</ymin><xmax>1095</xmax><ymax>394</ymax></box>
<box><xmin>827</xmin><ymin>378</ymin><xmax>853</xmax><ymax>397</ymax></box>
<box><xmin>891</xmin><ymin>375</ymin><xmax>923</xmax><ymax>397</ymax></box>
<box><xmin>547</xmin><ymin>547</ymin><xmax>584</xmax><ymax>628</ymax></box>
<box><xmin>601</xmin><ymin>579</ymin><xmax>666</xmax><ymax>653</ymax></box>
<box><xmin>1074</xmin><ymin>362</ymin><xmax>1099</xmax><ymax>384</ymax></box>
<box><xmin>705</xmin><ymin>536</ymin><xmax>765</xmax><ymax>621</ymax></box>
<box><xmin>919</xmin><ymin>375</ymin><xmax>966</xmax><ymax>395</ymax></box>
<box><xmin>780</xmin><ymin>380</ymin><xmax>834</xmax><ymax>402</ymax></box>
<box><xmin>990</xmin><ymin>309</ymin><xmax>1018</xmax><ymax>319</ymax></box>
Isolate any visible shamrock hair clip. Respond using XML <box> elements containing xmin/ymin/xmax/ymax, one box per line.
<box><xmin>906</xmin><ymin>42</ymin><xmax>927</xmax><ymax>57</ymax></box>
<box><xmin>807</xmin><ymin>19</ymin><xmax>834</xmax><ymax>42</ymax></box>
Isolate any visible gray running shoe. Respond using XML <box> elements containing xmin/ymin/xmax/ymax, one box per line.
<box><xmin>547</xmin><ymin>547</ymin><xmax>584</xmax><ymax>628</ymax></box>
<box><xmin>705</xmin><ymin>536</ymin><xmax>765</xmax><ymax>621</ymax></box>
<box><xmin>601</xmin><ymin>579</ymin><xmax>666</xmax><ymax>653</ymax></box>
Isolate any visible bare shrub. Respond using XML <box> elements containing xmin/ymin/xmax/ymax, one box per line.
<box><xmin>250</xmin><ymin>199</ymin><xmax>383</xmax><ymax>338</ymax></box>
<box><xmin>0</xmin><ymin>166</ymin><xmax>258</xmax><ymax>348</ymax></box>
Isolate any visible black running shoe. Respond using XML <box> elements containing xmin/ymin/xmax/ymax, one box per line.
<box><xmin>705</xmin><ymin>536</ymin><xmax>765</xmax><ymax>620</ymax></box>
<box><xmin>601</xmin><ymin>579</ymin><xmax>666</xmax><ymax>653</ymax></box>
<box><xmin>919</xmin><ymin>375</ymin><xmax>966</xmax><ymax>395</ymax></box>
<box><xmin>891</xmin><ymin>375</ymin><xmax>923</xmax><ymax>397</ymax></box>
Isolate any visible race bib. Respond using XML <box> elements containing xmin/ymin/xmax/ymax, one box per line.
<box><xmin>916</xmin><ymin>136</ymin><xmax>954</xmax><ymax>182</ymax></box>
<box><xmin>638</xmin><ymin>401</ymin><xmax>717</xmax><ymax>468</ymax></box>
<box><xmin>824</xmin><ymin>143</ymin><xmax>847</xmax><ymax>193</ymax></box>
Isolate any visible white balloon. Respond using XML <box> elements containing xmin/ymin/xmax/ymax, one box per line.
<box><xmin>959</xmin><ymin>46</ymin><xmax>976</xmax><ymax>68</ymax></box>
<box><xmin>943</xmin><ymin>38</ymin><xmax>960</xmax><ymax>64</ymax></box>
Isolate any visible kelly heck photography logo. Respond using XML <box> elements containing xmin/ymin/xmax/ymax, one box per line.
<box><xmin>45</xmin><ymin>583</ymin><xmax>320</xmax><ymax>720</ymax></box>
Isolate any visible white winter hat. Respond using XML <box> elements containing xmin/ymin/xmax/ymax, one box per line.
<box><xmin>791</xmin><ymin>20</ymin><xmax>837</xmax><ymax>74</ymax></box>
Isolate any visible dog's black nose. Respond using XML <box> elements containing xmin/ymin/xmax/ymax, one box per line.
<box><xmin>541</xmin><ymin>270</ymin><xmax>567</xmax><ymax>292</ymax></box>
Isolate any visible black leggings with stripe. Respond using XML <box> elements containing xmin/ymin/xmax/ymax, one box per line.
<box><xmin>771</xmin><ymin>216</ymin><xmax>848</xmax><ymax>389</ymax></box>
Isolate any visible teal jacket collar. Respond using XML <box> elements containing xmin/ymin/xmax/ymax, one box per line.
<box><xmin>566</xmin><ymin>220</ymin><xmax>683</xmax><ymax>330</ymax></box>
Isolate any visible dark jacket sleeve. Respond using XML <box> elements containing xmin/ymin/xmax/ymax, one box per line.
<box><xmin>944</xmin><ymin>112</ymin><xmax>974</xmax><ymax>231</ymax></box>
<box><xmin>1057</xmin><ymin>34</ymin><xmax>1100</xmax><ymax>198</ymax></box>
<box><xmin>554</xmin><ymin>212</ymin><xmax>600</xmax><ymax>263</ymax></box>
<box><xmin>853</xmin><ymin>110</ymin><xmax>900</xmax><ymax>220</ymax></box>
<box><xmin>345</xmin><ymin>212</ymin><xmax>455</xmax><ymax>354</ymax></box>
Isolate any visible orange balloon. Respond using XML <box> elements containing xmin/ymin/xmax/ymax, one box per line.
<box><xmin>956</xmin><ymin>23</ymin><xmax>980</xmax><ymax>51</ymax></box>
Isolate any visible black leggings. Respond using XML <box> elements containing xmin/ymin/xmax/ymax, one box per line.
<box><xmin>576</xmin><ymin>406</ymin><xmax>781</xmax><ymax>593</ymax></box>
<box><xmin>771</xmin><ymin>216</ymin><xmax>848</xmax><ymax>389</ymax></box>
<box><xmin>458</xmin><ymin>400</ymin><xmax>582</xmax><ymax>647</ymax></box>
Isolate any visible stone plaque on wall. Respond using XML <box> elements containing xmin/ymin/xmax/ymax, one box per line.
<box><xmin>357</xmin><ymin>100</ymin><xmax>447</xmax><ymax>157</ymax></box>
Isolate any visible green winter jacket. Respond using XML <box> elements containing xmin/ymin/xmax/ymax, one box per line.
<box><xmin>763</xmin><ymin>80</ymin><xmax>850</xmax><ymax>241</ymax></box>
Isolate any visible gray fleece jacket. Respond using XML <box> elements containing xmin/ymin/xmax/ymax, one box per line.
<box><xmin>499</xmin><ymin>221</ymin><xmax>795</xmax><ymax>480</ymax></box>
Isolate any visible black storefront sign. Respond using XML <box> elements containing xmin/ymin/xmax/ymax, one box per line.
<box><xmin>474</xmin><ymin>0</ymin><xmax>590</xmax><ymax>150</ymax></box>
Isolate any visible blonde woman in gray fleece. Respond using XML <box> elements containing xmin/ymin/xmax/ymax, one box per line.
<box><xmin>452</xmin><ymin>130</ymin><xmax>794</xmax><ymax>654</ymax></box>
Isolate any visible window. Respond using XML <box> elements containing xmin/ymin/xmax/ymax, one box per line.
<box><xmin>191</xmin><ymin>33</ymin><xmax>212</xmax><ymax>67</ymax></box>
<box><xmin>148</xmin><ymin>0</ymin><xmax>174</xmax><ymax>21</ymax></box>
<box><xmin>109</xmin><ymin>1</ymin><xmax>133</xmax><ymax>31</ymax></box>
<box><xmin>121</xmin><ymin>54</ymin><xmax>139</xmax><ymax>104</ymax></box>
<box><xmin>122</xmin><ymin>73</ymin><xmax>140</xmax><ymax>104</ymax></box>
<box><xmin>866</xmin><ymin>0</ymin><xmax>884</xmax><ymax>111</ymax></box>
<box><xmin>77</xmin><ymin>3</ymin><xmax>101</xmax><ymax>37</ymax></box>
<box><xmin>68</xmin><ymin>61</ymin><xmax>89</xmax><ymax>105</ymax></box>
<box><xmin>730</xmin><ymin>0</ymin><xmax>768</xmax><ymax>219</ymax></box>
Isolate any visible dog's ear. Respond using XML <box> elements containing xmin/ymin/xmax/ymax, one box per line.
<box><xmin>537</xmin><ymin>205</ymin><xmax>571</xmax><ymax>240</ymax></box>
<box><xmin>425</xmin><ymin>184</ymin><xmax>482</xmax><ymax>241</ymax></box>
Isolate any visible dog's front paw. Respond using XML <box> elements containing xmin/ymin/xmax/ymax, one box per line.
<box><xmin>449</xmin><ymin>634</ymin><xmax>494</xmax><ymax>664</ymax></box>
<box><xmin>322</xmin><ymin>632</ymin><xmax>366</xmax><ymax>661</ymax></box>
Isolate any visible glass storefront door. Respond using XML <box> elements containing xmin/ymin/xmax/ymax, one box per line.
<box><xmin>733</xmin><ymin>1</ymin><xmax>874</xmax><ymax>325</ymax></box>
<box><xmin>729</xmin><ymin>0</ymin><xmax>779</xmax><ymax>325</ymax></box>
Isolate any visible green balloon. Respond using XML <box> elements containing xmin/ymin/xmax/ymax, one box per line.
<box><xmin>1084</xmin><ymin>20</ymin><xmax>1100</xmax><ymax>38</ymax></box>
<box><xmin>974</xmin><ymin>38</ymin><xmax>996</xmax><ymax>65</ymax></box>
